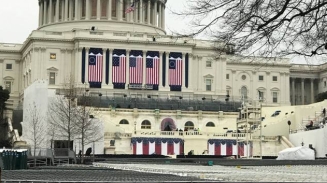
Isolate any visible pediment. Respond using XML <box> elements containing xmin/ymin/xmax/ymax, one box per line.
<box><xmin>3</xmin><ymin>76</ymin><xmax>14</xmax><ymax>80</ymax></box>
<box><xmin>203</xmin><ymin>74</ymin><xmax>214</xmax><ymax>78</ymax></box>
<box><xmin>47</xmin><ymin>67</ymin><xmax>59</xmax><ymax>71</ymax></box>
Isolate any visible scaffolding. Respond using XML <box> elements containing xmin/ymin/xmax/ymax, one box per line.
<box><xmin>236</xmin><ymin>99</ymin><xmax>262</xmax><ymax>159</ymax></box>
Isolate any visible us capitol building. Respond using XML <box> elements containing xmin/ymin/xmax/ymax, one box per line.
<box><xmin>1</xmin><ymin>0</ymin><xmax>327</xmax><ymax>156</ymax></box>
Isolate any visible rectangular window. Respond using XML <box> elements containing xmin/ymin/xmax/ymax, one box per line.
<box><xmin>325</xmin><ymin>81</ymin><xmax>326</xmax><ymax>87</ymax></box>
<box><xmin>273</xmin><ymin>92</ymin><xmax>278</xmax><ymax>103</ymax></box>
<box><xmin>5</xmin><ymin>81</ymin><xmax>11</xmax><ymax>93</ymax></box>
<box><xmin>273</xmin><ymin>76</ymin><xmax>278</xmax><ymax>81</ymax></box>
<box><xmin>101</xmin><ymin>0</ymin><xmax>107</xmax><ymax>17</ymax></box>
<box><xmin>91</xmin><ymin>0</ymin><xmax>97</xmax><ymax>18</ymax></box>
<box><xmin>6</xmin><ymin>64</ymin><xmax>12</xmax><ymax>70</ymax></box>
<box><xmin>112</xmin><ymin>0</ymin><xmax>116</xmax><ymax>17</ymax></box>
<box><xmin>226</xmin><ymin>74</ymin><xmax>229</xmax><ymax>80</ymax></box>
<box><xmin>49</xmin><ymin>72</ymin><xmax>56</xmax><ymax>85</ymax></box>
<box><xmin>206</xmin><ymin>79</ymin><xmax>212</xmax><ymax>91</ymax></box>
<box><xmin>259</xmin><ymin>75</ymin><xmax>264</xmax><ymax>81</ymax></box>
<box><xmin>82</xmin><ymin>0</ymin><xmax>86</xmax><ymax>18</ymax></box>
<box><xmin>50</xmin><ymin>53</ymin><xmax>56</xmax><ymax>60</ymax></box>
<box><xmin>206</xmin><ymin>61</ymin><xmax>212</xmax><ymax>68</ymax></box>
<box><xmin>258</xmin><ymin>91</ymin><xmax>264</xmax><ymax>100</ymax></box>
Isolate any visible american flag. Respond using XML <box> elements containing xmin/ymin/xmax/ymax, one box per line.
<box><xmin>146</xmin><ymin>56</ymin><xmax>159</xmax><ymax>85</ymax></box>
<box><xmin>112</xmin><ymin>54</ymin><xmax>126</xmax><ymax>83</ymax></box>
<box><xmin>129</xmin><ymin>55</ymin><xmax>143</xmax><ymax>84</ymax></box>
<box><xmin>169</xmin><ymin>57</ymin><xmax>182</xmax><ymax>86</ymax></box>
<box><xmin>88</xmin><ymin>53</ymin><xmax>103</xmax><ymax>82</ymax></box>
<box><xmin>125</xmin><ymin>2</ymin><xmax>135</xmax><ymax>13</ymax></box>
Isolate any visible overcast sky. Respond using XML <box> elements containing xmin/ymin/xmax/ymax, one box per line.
<box><xmin>0</xmin><ymin>0</ymin><xmax>190</xmax><ymax>43</ymax></box>
<box><xmin>0</xmin><ymin>0</ymin><xmax>324</xmax><ymax>65</ymax></box>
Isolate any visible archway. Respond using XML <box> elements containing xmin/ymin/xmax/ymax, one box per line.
<box><xmin>161</xmin><ymin>118</ymin><xmax>176</xmax><ymax>131</ymax></box>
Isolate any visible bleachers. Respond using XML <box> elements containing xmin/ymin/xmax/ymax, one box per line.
<box><xmin>78</xmin><ymin>96</ymin><xmax>242</xmax><ymax>112</ymax></box>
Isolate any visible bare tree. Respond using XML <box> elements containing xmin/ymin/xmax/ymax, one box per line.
<box><xmin>74</xmin><ymin>94</ymin><xmax>103</xmax><ymax>163</ymax></box>
<box><xmin>25</xmin><ymin>102</ymin><xmax>46</xmax><ymax>167</ymax></box>
<box><xmin>48</xmin><ymin>76</ymin><xmax>77</xmax><ymax>150</ymax></box>
<box><xmin>175</xmin><ymin>0</ymin><xmax>327</xmax><ymax>57</ymax></box>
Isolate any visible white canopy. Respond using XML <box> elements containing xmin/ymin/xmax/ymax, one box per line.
<box><xmin>276</xmin><ymin>146</ymin><xmax>315</xmax><ymax>160</ymax></box>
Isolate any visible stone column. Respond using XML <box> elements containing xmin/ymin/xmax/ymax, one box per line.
<box><xmin>118</xmin><ymin>0</ymin><xmax>123</xmax><ymax>21</ymax></box>
<box><xmin>182</xmin><ymin>53</ymin><xmax>186</xmax><ymax>90</ymax></box>
<box><xmin>153</xmin><ymin>0</ymin><xmax>157</xmax><ymax>26</ymax></box>
<box><xmin>135</xmin><ymin>1</ymin><xmax>138</xmax><ymax>22</ymax></box>
<box><xmin>165</xmin><ymin>52</ymin><xmax>170</xmax><ymax>89</ymax></box>
<box><xmin>311</xmin><ymin>79</ymin><xmax>315</xmax><ymax>104</ymax></box>
<box><xmin>159</xmin><ymin>51</ymin><xmax>163</xmax><ymax>87</ymax></box>
<box><xmin>97</xmin><ymin>0</ymin><xmax>101</xmax><ymax>20</ymax></box>
<box><xmin>86</xmin><ymin>0</ymin><xmax>90</xmax><ymax>20</ymax></box>
<box><xmin>61</xmin><ymin>0</ymin><xmax>65</xmax><ymax>21</ymax></box>
<box><xmin>107</xmin><ymin>0</ymin><xmax>112</xmax><ymax>20</ymax></box>
<box><xmin>126</xmin><ymin>50</ymin><xmax>130</xmax><ymax>88</ymax></box>
<box><xmin>142</xmin><ymin>50</ymin><xmax>147</xmax><ymax>85</ymax></box>
<box><xmin>55</xmin><ymin>0</ymin><xmax>60</xmax><ymax>22</ymax></box>
<box><xmin>102</xmin><ymin>49</ymin><xmax>107</xmax><ymax>87</ymax></box>
<box><xmin>147</xmin><ymin>0</ymin><xmax>151</xmax><ymax>24</ymax></box>
<box><xmin>39</xmin><ymin>1</ymin><xmax>43</xmax><ymax>26</ymax></box>
<box><xmin>291</xmin><ymin>78</ymin><xmax>295</xmax><ymax>105</ymax></box>
<box><xmin>74</xmin><ymin>0</ymin><xmax>79</xmax><ymax>20</ymax></box>
<box><xmin>129</xmin><ymin>0</ymin><xmax>134</xmax><ymax>22</ymax></box>
<box><xmin>43</xmin><ymin>0</ymin><xmax>48</xmax><ymax>24</ymax></box>
<box><xmin>49</xmin><ymin>0</ymin><xmax>53</xmax><ymax>23</ymax></box>
<box><xmin>69</xmin><ymin>0</ymin><xmax>73</xmax><ymax>21</ymax></box>
<box><xmin>65</xmin><ymin>0</ymin><xmax>69</xmax><ymax>21</ymax></box>
<box><xmin>161</xmin><ymin>4</ymin><xmax>165</xmax><ymax>29</ymax></box>
<box><xmin>85</xmin><ymin>48</ymin><xmax>90</xmax><ymax>84</ymax></box>
<box><xmin>139</xmin><ymin>0</ymin><xmax>143</xmax><ymax>23</ymax></box>
<box><xmin>188</xmin><ymin>53</ymin><xmax>193</xmax><ymax>90</ymax></box>
<box><xmin>301</xmin><ymin>78</ymin><xmax>305</xmax><ymax>105</ymax></box>
<box><xmin>108</xmin><ymin>49</ymin><xmax>113</xmax><ymax>88</ymax></box>
<box><xmin>158</xmin><ymin>2</ymin><xmax>162</xmax><ymax>28</ymax></box>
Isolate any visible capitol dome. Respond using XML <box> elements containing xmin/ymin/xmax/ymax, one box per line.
<box><xmin>38</xmin><ymin>0</ymin><xmax>167</xmax><ymax>34</ymax></box>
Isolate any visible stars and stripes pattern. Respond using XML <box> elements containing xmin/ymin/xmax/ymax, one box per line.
<box><xmin>129</xmin><ymin>55</ymin><xmax>143</xmax><ymax>84</ymax></box>
<box><xmin>112</xmin><ymin>53</ymin><xmax>126</xmax><ymax>83</ymax></box>
<box><xmin>146</xmin><ymin>56</ymin><xmax>159</xmax><ymax>85</ymax></box>
<box><xmin>88</xmin><ymin>52</ymin><xmax>103</xmax><ymax>83</ymax></box>
<box><xmin>169</xmin><ymin>56</ymin><xmax>182</xmax><ymax>86</ymax></box>
<box><xmin>125</xmin><ymin>2</ymin><xmax>135</xmax><ymax>13</ymax></box>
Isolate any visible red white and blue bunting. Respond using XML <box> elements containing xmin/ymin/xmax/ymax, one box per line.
<box><xmin>208</xmin><ymin>139</ymin><xmax>253</xmax><ymax>156</ymax></box>
<box><xmin>131</xmin><ymin>138</ymin><xmax>184</xmax><ymax>155</ymax></box>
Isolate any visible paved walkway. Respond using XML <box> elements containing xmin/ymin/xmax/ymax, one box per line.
<box><xmin>95</xmin><ymin>162</ymin><xmax>327</xmax><ymax>182</ymax></box>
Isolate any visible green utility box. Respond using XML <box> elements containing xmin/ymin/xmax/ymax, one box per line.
<box><xmin>0</xmin><ymin>150</ymin><xmax>28</xmax><ymax>170</ymax></box>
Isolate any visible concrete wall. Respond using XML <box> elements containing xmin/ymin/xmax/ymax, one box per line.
<box><xmin>289</xmin><ymin>127</ymin><xmax>327</xmax><ymax>158</ymax></box>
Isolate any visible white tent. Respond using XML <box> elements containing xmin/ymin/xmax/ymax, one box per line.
<box><xmin>276</xmin><ymin>146</ymin><xmax>315</xmax><ymax>160</ymax></box>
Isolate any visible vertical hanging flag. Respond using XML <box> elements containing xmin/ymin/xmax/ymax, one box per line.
<box><xmin>129</xmin><ymin>55</ymin><xmax>143</xmax><ymax>84</ymax></box>
<box><xmin>125</xmin><ymin>2</ymin><xmax>135</xmax><ymax>13</ymax></box>
<box><xmin>88</xmin><ymin>52</ymin><xmax>103</xmax><ymax>83</ymax></box>
<box><xmin>146</xmin><ymin>56</ymin><xmax>159</xmax><ymax>85</ymax></box>
<box><xmin>169</xmin><ymin>56</ymin><xmax>182</xmax><ymax>86</ymax></box>
<box><xmin>112</xmin><ymin>54</ymin><xmax>126</xmax><ymax>83</ymax></box>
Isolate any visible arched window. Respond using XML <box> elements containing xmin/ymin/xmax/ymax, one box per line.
<box><xmin>206</xmin><ymin>122</ymin><xmax>215</xmax><ymax>127</ymax></box>
<box><xmin>141</xmin><ymin>120</ymin><xmax>151</xmax><ymax>129</ymax></box>
<box><xmin>184</xmin><ymin>121</ymin><xmax>194</xmax><ymax>130</ymax></box>
<box><xmin>241</xmin><ymin>86</ymin><xmax>248</xmax><ymax>99</ymax></box>
<box><xmin>119</xmin><ymin>119</ymin><xmax>129</xmax><ymax>125</ymax></box>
